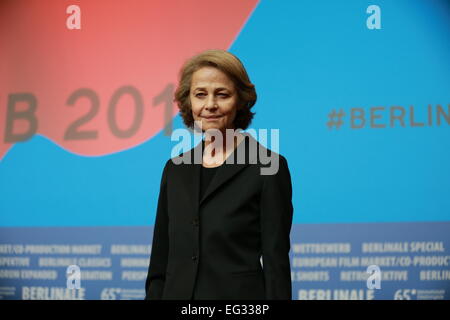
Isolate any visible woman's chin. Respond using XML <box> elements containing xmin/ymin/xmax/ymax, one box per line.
<box><xmin>202</xmin><ymin>123</ymin><xmax>223</xmax><ymax>132</ymax></box>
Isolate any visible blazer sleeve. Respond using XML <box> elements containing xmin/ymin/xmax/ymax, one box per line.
<box><xmin>260</xmin><ymin>155</ymin><xmax>294</xmax><ymax>299</ymax></box>
<box><xmin>144</xmin><ymin>160</ymin><xmax>170</xmax><ymax>300</ymax></box>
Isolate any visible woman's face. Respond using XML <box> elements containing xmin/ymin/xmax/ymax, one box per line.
<box><xmin>190</xmin><ymin>66</ymin><xmax>238</xmax><ymax>134</ymax></box>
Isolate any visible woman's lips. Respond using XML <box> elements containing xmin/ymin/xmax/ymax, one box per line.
<box><xmin>203</xmin><ymin>115</ymin><xmax>223</xmax><ymax>121</ymax></box>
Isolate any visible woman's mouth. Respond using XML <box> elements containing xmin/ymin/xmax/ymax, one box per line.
<box><xmin>203</xmin><ymin>115</ymin><xmax>223</xmax><ymax>121</ymax></box>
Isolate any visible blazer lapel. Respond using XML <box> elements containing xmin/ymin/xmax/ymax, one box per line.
<box><xmin>181</xmin><ymin>133</ymin><xmax>259</xmax><ymax>212</ymax></box>
<box><xmin>184</xmin><ymin>142</ymin><xmax>202</xmax><ymax>216</ymax></box>
<box><xmin>199</xmin><ymin>133</ymin><xmax>257</xmax><ymax>206</ymax></box>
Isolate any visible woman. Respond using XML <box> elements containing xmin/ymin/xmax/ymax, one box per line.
<box><xmin>145</xmin><ymin>49</ymin><xmax>293</xmax><ymax>300</ymax></box>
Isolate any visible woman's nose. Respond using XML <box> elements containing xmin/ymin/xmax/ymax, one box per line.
<box><xmin>205</xmin><ymin>96</ymin><xmax>218</xmax><ymax>110</ymax></box>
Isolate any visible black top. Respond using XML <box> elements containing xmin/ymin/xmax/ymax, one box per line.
<box><xmin>198</xmin><ymin>137</ymin><xmax>245</xmax><ymax>201</ymax></box>
<box><xmin>200</xmin><ymin>165</ymin><xmax>220</xmax><ymax>201</ymax></box>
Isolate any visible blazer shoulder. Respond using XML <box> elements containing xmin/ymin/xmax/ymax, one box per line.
<box><xmin>166</xmin><ymin>140</ymin><xmax>203</xmax><ymax>166</ymax></box>
<box><xmin>256</xmin><ymin>143</ymin><xmax>287</xmax><ymax>162</ymax></box>
<box><xmin>239</xmin><ymin>133</ymin><xmax>287</xmax><ymax>163</ymax></box>
<box><xmin>254</xmin><ymin>141</ymin><xmax>289</xmax><ymax>166</ymax></box>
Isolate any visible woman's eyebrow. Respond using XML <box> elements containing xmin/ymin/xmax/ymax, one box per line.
<box><xmin>215</xmin><ymin>87</ymin><xmax>231</xmax><ymax>92</ymax></box>
<box><xmin>192</xmin><ymin>87</ymin><xmax>232</xmax><ymax>92</ymax></box>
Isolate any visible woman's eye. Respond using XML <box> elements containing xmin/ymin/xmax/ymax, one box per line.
<box><xmin>195</xmin><ymin>93</ymin><xmax>206</xmax><ymax>97</ymax></box>
<box><xmin>218</xmin><ymin>93</ymin><xmax>229</xmax><ymax>97</ymax></box>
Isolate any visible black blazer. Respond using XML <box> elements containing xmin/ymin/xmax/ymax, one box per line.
<box><xmin>145</xmin><ymin>133</ymin><xmax>294</xmax><ymax>300</ymax></box>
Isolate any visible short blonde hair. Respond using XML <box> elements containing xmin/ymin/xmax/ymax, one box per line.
<box><xmin>174</xmin><ymin>49</ymin><xmax>257</xmax><ymax>130</ymax></box>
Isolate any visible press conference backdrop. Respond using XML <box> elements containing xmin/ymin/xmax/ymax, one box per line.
<box><xmin>1</xmin><ymin>0</ymin><xmax>449</xmax><ymax>300</ymax></box>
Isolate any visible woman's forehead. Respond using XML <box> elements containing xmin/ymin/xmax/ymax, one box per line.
<box><xmin>191</xmin><ymin>67</ymin><xmax>234</xmax><ymax>86</ymax></box>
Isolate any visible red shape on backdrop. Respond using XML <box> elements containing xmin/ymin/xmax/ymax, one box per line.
<box><xmin>0</xmin><ymin>0</ymin><xmax>259</xmax><ymax>159</ymax></box>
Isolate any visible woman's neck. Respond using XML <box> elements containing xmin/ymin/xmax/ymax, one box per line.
<box><xmin>202</xmin><ymin>129</ymin><xmax>243</xmax><ymax>166</ymax></box>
